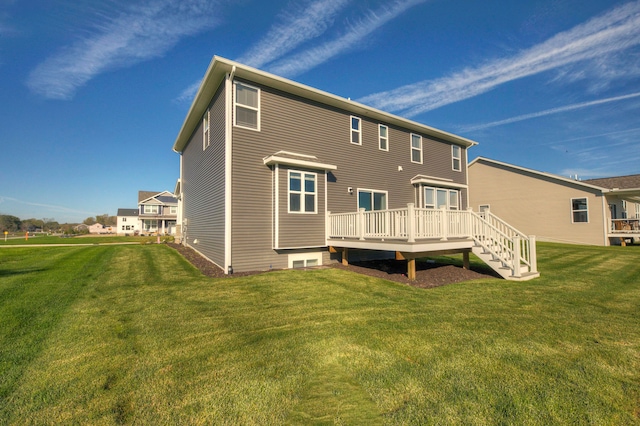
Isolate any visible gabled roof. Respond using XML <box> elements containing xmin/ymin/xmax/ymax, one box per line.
<box><xmin>138</xmin><ymin>190</ymin><xmax>176</xmax><ymax>204</ymax></box>
<box><xmin>584</xmin><ymin>174</ymin><xmax>640</xmax><ymax>190</ymax></box>
<box><xmin>173</xmin><ymin>56</ymin><xmax>479</xmax><ymax>153</ymax></box>
<box><xmin>469</xmin><ymin>157</ymin><xmax>607</xmax><ymax>192</ymax></box>
<box><xmin>117</xmin><ymin>208</ymin><xmax>138</xmax><ymax>216</ymax></box>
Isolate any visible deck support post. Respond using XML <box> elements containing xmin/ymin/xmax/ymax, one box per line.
<box><xmin>407</xmin><ymin>203</ymin><xmax>416</xmax><ymax>243</ymax></box>
<box><xmin>342</xmin><ymin>247</ymin><xmax>349</xmax><ymax>266</ymax></box>
<box><xmin>463</xmin><ymin>251</ymin><xmax>470</xmax><ymax>270</ymax></box>
<box><xmin>407</xmin><ymin>258</ymin><xmax>416</xmax><ymax>280</ymax></box>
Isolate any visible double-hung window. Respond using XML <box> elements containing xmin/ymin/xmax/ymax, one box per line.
<box><xmin>424</xmin><ymin>187</ymin><xmax>459</xmax><ymax>210</ymax></box>
<box><xmin>379</xmin><ymin>124</ymin><xmax>388</xmax><ymax>151</ymax></box>
<box><xmin>571</xmin><ymin>198</ymin><xmax>588</xmax><ymax>223</ymax></box>
<box><xmin>203</xmin><ymin>109</ymin><xmax>210</xmax><ymax>150</ymax></box>
<box><xmin>289</xmin><ymin>171</ymin><xmax>317</xmax><ymax>213</ymax></box>
<box><xmin>411</xmin><ymin>133</ymin><xmax>422</xmax><ymax>163</ymax></box>
<box><xmin>358</xmin><ymin>189</ymin><xmax>387</xmax><ymax>211</ymax></box>
<box><xmin>144</xmin><ymin>205</ymin><xmax>159</xmax><ymax>214</ymax></box>
<box><xmin>234</xmin><ymin>82</ymin><xmax>260</xmax><ymax>130</ymax></box>
<box><xmin>350</xmin><ymin>116</ymin><xmax>362</xmax><ymax>145</ymax></box>
<box><xmin>452</xmin><ymin>145</ymin><xmax>462</xmax><ymax>171</ymax></box>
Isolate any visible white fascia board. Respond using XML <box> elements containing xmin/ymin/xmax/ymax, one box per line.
<box><xmin>263</xmin><ymin>155</ymin><xmax>337</xmax><ymax>171</ymax></box>
<box><xmin>410</xmin><ymin>175</ymin><xmax>468</xmax><ymax>189</ymax></box>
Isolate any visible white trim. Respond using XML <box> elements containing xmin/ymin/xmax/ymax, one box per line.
<box><xmin>203</xmin><ymin>108</ymin><xmax>210</xmax><ymax>150</ymax></box>
<box><xmin>274</xmin><ymin>164</ymin><xmax>279</xmax><ymax>249</ymax></box>
<box><xmin>452</xmin><ymin>145</ymin><xmax>462</xmax><ymax>172</ymax></box>
<box><xmin>410</xmin><ymin>133</ymin><xmax>423</xmax><ymax>164</ymax></box>
<box><xmin>263</xmin><ymin>155</ymin><xmax>337</xmax><ymax>171</ymax></box>
<box><xmin>350</xmin><ymin>116</ymin><xmax>362</xmax><ymax>145</ymax></box>
<box><xmin>357</xmin><ymin>188</ymin><xmax>389</xmax><ymax>211</ymax></box>
<box><xmin>288</xmin><ymin>170</ymin><xmax>318</xmax><ymax>214</ymax></box>
<box><xmin>233</xmin><ymin>81</ymin><xmax>260</xmax><ymax>131</ymax></box>
<box><xmin>571</xmin><ymin>197</ymin><xmax>589</xmax><ymax>223</ymax></box>
<box><xmin>410</xmin><ymin>175</ymin><xmax>468</xmax><ymax>189</ymax></box>
<box><xmin>378</xmin><ymin>124</ymin><xmax>389</xmax><ymax>151</ymax></box>
<box><xmin>224</xmin><ymin>73</ymin><xmax>233</xmax><ymax>273</ymax></box>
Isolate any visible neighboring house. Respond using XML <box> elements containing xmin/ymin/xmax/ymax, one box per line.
<box><xmin>468</xmin><ymin>157</ymin><xmax>640</xmax><ymax>246</ymax></box>
<box><xmin>116</xmin><ymin>191</ymin><xmax>178</xmax><ymax>236</ymax></box>
<box><xmin>172</xmin><ymin>56</ymin><xmax>538</xmax><ymax>280</ymax></box>
<box><xmin>87</xmin><ymin>223</ymin><xmax>114</xmax><ymax>234</ymax></box>
<box><xmin>116</xmin><ymin>208</ymin><xmax>140</xmax><ymax>235</ymax></box>
<box><xmin>137</xmin><ymin>191</ymin><xmax>178</xmax><ymax>235</ymax></box>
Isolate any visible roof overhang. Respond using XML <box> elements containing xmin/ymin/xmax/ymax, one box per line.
<box><xmin>263</xmin><ymin>151</ymin><xmax>337</xmax><ymax>171</ymax></box>
<box><xmin>173</xmin><ymin>56</ymin><xmax>479</xmax><ymax>153</ymax></box>
<box><xmin>410</xmin><ymin>174</ymin><xmax>468</xmax><ymax>189</ymax></box>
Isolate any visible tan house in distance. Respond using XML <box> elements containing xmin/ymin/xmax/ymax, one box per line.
<box><xmin>469</xmin><ymin>157</ymin><xmax>640</xmax><ymax>246</ymax></box>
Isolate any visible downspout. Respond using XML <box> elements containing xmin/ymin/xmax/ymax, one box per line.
<box><xmin>224</xmin><ymin>66</ymin><xmax>236</xmax><ymax>273</ymax></box>
<box><xmin>601</xmin><ymin>190</ymin><xmax>609</xmax><ymax>246</ymax></box>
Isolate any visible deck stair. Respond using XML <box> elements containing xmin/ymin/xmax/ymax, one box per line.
<box><xmin>470</xmin><ymin>210</ymin><xmax>539</xmax><ymax>281</ymax></box>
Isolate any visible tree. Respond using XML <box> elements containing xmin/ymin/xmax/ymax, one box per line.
<box><xmin>0</xmin><ymin>215</ymin><xmax>21</xmax><ymax>232</ymax></box>
<box><xmin>83</xmin><ymin>217</ymin><xmax>96</xmax><ymax>226</ymax></box>
<box><xmin>95</xmin><ymin>214</ymin><xmax>116</xmax><ymax>226</ymax></box>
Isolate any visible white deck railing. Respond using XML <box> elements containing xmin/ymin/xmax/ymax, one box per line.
<box><xmin>610</xmin><ymin>219</ymin><xmax>640</xmax><ymax>233</ymax></box>
<box><xmin>327</xmin><ymin>204</ymin><xmax>538</xmax><ymax>277</ymax></box>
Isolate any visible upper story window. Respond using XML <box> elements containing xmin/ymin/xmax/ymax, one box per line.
<box><xmin>203</xmin><ymin>109</ymin><xmax>210</xmax><ymax>150</ymax></box>
<box><xmin>234</xmin><ymin>82</ymin><xmax>260</xmax><ymax>130</ymax></box>
<box><xmin>143</xmin><ymin>205</ymin><xmax>159</xmax><ymax>214</ymax></box>
<box><xmin>289</xmin><ymin>171</ymin><xmax>317</xmax><ymax>214</ymax></box>
<box><xmin>636</xmin><ymin>203</ymin><xmax>640</xmax><ymax>219</ymax></box>
<box><xmin>452</xmin><ymin>145</ymin><xmax>462</xmax><ymax>171</ymax></box>
<box><xmin>169</xmin><ymin>206</ymin><xmax>178</xmax><ymax>215</ymax></box>
<box><xmin>350</xmin><ymin>116</ymin><xmax>362</xmax><ymax>145</ymax></box>
<box><xmin>571</xmin><ymin>198</ymin><xmax>588</xmax><ymax>223</ymax></box>
<box><xmin>378</xmin><ymin>124</ymin><xmax>388</xmax><ymax>151</ymax></box>
<box><xmin>411</xmin><ymin>133</ymin><xmax>422</xmax><ymax>164</ymax></box>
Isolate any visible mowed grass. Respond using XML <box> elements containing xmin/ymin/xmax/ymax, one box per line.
<box><xmin>0</xmin><ymin>243</ymin><xmax>639</xmax><ymax>424</ymax></box>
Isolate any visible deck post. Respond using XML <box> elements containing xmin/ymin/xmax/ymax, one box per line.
<box><xmin>463</xmin><ymin>251</ymin><xmax>470</xmax><ymax>270</ymax></box>
<box><xmin>357</xmin><ymin>208</ymin><xmax>365</xmax><ymax>241</ymax></box>
<box><xmin>407</xmin><ymin>258</ymin><xmax>416</xmax><ymax>280</ymax></box>
<box><xmin>529</xmin><ymin>235</ymin><xmax>537</xmax><ymax>273</ymax></box>
<box><xmin>326</xmin><ymin>211</ymin><xmax>331</xmax><ymax>242</ymax></box>
<box><xmin>512</xmin><ymin>235</ymin><xmax>521</xmax><ymax>278</ymax></box>
<box><xmin>407</xmin><ymin>203</ymin><xmax>416</xmax><ymax>243</ymax></box>
<box><xmin>440</xmin><ymin>206</ymin><xmax>448</xmax><ymax>241</ymax></box>
<box><xmin>342</xmin><ymin>247</ymin><xmax>349</xmax><ymax>266</ymax></box>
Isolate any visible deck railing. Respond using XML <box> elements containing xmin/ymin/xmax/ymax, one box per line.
<box><xmin>327</xmin><ymin>204</ymin><xmax>537</xmax><ymax>277</ymax></box>
<box><xmin>610</xmin><ymin>219</ymin><xmax>640</xmax><ymax>233</ymax></box>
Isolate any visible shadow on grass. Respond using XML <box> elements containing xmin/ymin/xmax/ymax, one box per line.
<box><xmin>0</xmin><ymin>268</ymin><xmax>48</xmax><ymax>277</ymax></box>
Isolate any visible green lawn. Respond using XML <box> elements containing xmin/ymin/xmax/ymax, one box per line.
<box><xmin>0</xmin><ymin>235</ymin><xmax>147</xmax><ymax>245</ymax></box>
<box><xmin>0</xmin><ymin>243</ymin><xmax>639</xmax><ymax>424</ymax></box>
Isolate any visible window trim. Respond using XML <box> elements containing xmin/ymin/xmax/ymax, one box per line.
<box><xmin>452</xmin><ymin>145</ymin><xmax>462</xmax><ymax>172</ymax></box>
<box><xmin>288</xmin><ymin>170</ymin><xmax>317</xmax><ymax>214</ymax></box>
<box><xmin>424</xmin><ymin>186</ymin><xmax>459</xmax><ymax>210</ymax></box>
<box><xmin>378</xmin><ymin>124</ymin><xmax>389</xmax><ymax>151</ymax></box>
<box><xmin>411</xmin><ymin>133</ymin><xmax>423</xmax><ymax>164</ymax></box>
<box><xmin>571</xmin><ymin>197</ymin><xmax>589</xmax><ymax>223</ymax></box>
<box><xmin>143</xmin><ymin>205</ymin><xmax>159</xmax><ymax>214</ymax></box>
<box><xmin>357</xmin><ymin>188</ymin><xmax>388</xmax><ymax>211</ymax></box>
<box><xmin>350</xmin><ymin>116</ymin><xmax>362</xmax><ymax>145</ymax></box>
<box><xmin>233</xmin><ymin>81</ymin><xmax>260</xmax><ymax>131</ymax></box>
<box><xmin>203</xmin><ymin>109</ymin><xmax>210</xmax><ymax>150</ymax></box>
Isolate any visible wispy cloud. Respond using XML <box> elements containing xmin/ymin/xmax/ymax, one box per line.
<box><xmin>460</xmin><ymin>92</ymin><xmax>640</xmax><ymax>132</ymax></box>
<box><xmin>0</xmin><ymin>195</ymin><xmax>97</xmax><ymax>216</ymax></box>
<box><xmin>236</xmin><ymin>0</ymin><xmax>351</xmax><ymax>69</ymax></box>
<box><xmin>268</xmin><ymin>0</ymin><xmax>427</xmax><ymax>77</ymax></box>
<box><xmin>27</xmin><ymin>0</ymin><xmax>223</xmax><ymax>100</ymax></box>
<box><xmin>359</xmin><ymin>1</ymin><xmax>640</xmax><ymax>116</ymax></box>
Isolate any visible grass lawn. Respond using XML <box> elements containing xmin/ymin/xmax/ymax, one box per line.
<box><xmin>0</xmin><ymin>243</ymin><xmax>639</xmax><ymax>424</ymax></box>
<box><xmin>0</xmin><ymin>235</ymin><xmax>162</xmax><ymax>246</ymax></box>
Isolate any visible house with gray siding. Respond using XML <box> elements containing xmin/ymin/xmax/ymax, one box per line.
<box><xmin>172</xmin><ymin>56</ymin><xmax>539</xmax><ymax>280</ymax></box>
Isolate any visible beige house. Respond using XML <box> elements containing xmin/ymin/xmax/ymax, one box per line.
<box><xmin>469</xmin><ymin>157</ymin><xmax>640</xmax><ymax>246</ymax></box>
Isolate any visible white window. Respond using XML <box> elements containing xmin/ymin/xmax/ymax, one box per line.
<box><xmin>234</xmin><ymin>82</ymin><xmax>260</xmax><ymax>130</ymax></box>
<box><xmin>203</xmin><ymin>109</ymin><xmax>210</xmax><ymax>150</ymax></box>
<box><xmin>571</xmin><ymin>198</ymin><xmax>588</xmax><ymax>223</ymax></box>
<box><xmin>378</xmin><ymin>124</ymin><xmax>388</xmax><ymax>151</ymax></box>
<box><xmin>622</xmin><ymin>200</ymin><xmax>628</xmax><ymax>219</ymax></box>
<box><xmin>169</xmin><ymin>206</ymin><xmax>178</xmax><ymax>214</ymax></box>
<box><xmin>123</xmin><ymin>217</ymin><xmax>127</xmax><ymax>222</ymax></box>
<box><xmin>424</xmin><ymin>187</ymin><xmax>459</xmax><ymax>210</ymax></box>
<box><xmin>411</xmin><ymin>133</ymin><xmax>422</xmax><ymax>164</ymax></box>
<box><xmin>452</xmin><ymin>145</ymin><xmax>462</xmax><ymax>171</ymax></box>
<box><xmin>636</xmin><ymin>203</ymin><xmax>640</xmax><ymax>219</ymax></box>
<box><xmin>358</xmin><ymin>189</ymin><xmax>387</xmax><ymax>211</ymax></box>
<box><xmin>350</xmin><ymin>116</ymin><xmax>362</xmax><ymax>145</ymax></box>
<box><xmin>143</xmin><ymin>205</ymin><xmax>159</xmax><ymax>214</ymax></box>
<box><xmin>143</xmin><ymin>219</ymin><xmax>158</xmax><ymax>230</ymax></box>
<box><xmin>288</xmin><ymin>171</ymin><xmax>317</xmax><ymax>213</ymax></box>
<box><xmin>288</xmin><ymin>252</ymin><xmax>323</xmax><ymax>268</ymax></box>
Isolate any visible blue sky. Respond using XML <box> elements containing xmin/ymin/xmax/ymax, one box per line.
<box><xmin>1</xmin><ymin>0</ymin><xmax>639</xmax><ymax>223</ymax></box>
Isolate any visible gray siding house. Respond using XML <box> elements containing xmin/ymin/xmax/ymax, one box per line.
<box><xmin>173</xmin><ymin>56</ymin><xmax>538</xmax><ymax>280</ymax></box>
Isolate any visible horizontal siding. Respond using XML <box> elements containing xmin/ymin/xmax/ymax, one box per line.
<box><xmin>228</xmin><ymin>79</ymin><xmax>471</xmax><ymax>272</ymax></box>
<box><xmin>182</xmin><ymin>83</ymin><xmax>226</xmax><ymax>267</ymax></box>
<box><xmin>468</xmin><ymin>160</ymin><xmax>605</xmax><ymax>245</ymax></box>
